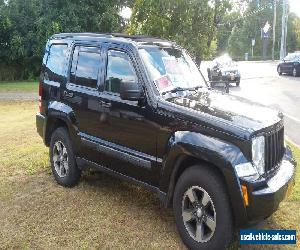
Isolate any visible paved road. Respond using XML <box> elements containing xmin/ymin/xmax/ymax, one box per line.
<box><xmin>0</xmin><ymin>92</ymin><xmax>38</xmax><ymax>101</ymax></box>
<box><xmin>201</xmin><ymin>61</ymin><xmax>300</xmax><ymax>146</ymax></box>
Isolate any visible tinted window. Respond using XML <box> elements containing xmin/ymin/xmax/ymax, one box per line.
<box><xmin>45</xmin><ymin>44</ymin><xmax>68</xmax><ymax>82</ymax></box>
<box><xmin>70</xmin><ymin>46</ymin><xmax>101</xmax><ymax>89</ymax></box>
<box><xmin>105</xmin><ymin>50</ymin><xmax>137</xmax><ymax>93</ymax></box>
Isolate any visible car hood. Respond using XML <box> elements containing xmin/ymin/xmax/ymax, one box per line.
<box><xmin>166</xmin><ymin>89</ymin><xmax>282</xmax><ymax>135</ymax></box>
<box><xmin>220</xmin><ymin>66</ymin><xmax>238</xmax><ymax>73</ymax></box>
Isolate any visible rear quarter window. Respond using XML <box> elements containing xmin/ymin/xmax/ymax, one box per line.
<box><xmin>44</xmin><ymin>44</ymin><xmax>68</xmax><ymax>83</ymax></box>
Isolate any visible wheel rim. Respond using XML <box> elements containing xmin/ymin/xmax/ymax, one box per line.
<box><xmin>293</xmin><ymin>68</ymin><xmax>297</xmax><ymax>77</ymax></box>
<box><xmin>53</xmin><ymin>141</ymin><xmax>69</xmax><ymax>177</ymax></box>
<box><xmin>182</xmin><ymin>186</ymin><xmax>216</xmax><ymax>243</ymax></box>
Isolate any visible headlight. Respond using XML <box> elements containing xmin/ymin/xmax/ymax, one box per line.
<box><xmin>252</xmin><ymin>136</ymin><xmax>265</xmax><ymax>175</ymax></box>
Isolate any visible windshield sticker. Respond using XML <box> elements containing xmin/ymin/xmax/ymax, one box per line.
<box><xmin>155</xmin><ymin>75</ymin><xmax>173</xmax><ymax>90</ymax></box>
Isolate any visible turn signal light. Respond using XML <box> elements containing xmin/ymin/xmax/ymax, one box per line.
<box><xmin>38</xmin><ymin>82</ymin><xmax>42</xmax><ymax>112</ymax></box>
<box><xmin>241</xmin><ymin>185</ymin><xmax>249</xmax><ymax>206</ymax></box>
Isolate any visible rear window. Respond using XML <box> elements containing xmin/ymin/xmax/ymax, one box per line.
<box><xmin>44</xmin><ymin>44</ymin><xmax>68</xmax><ymax>82</ymax></box>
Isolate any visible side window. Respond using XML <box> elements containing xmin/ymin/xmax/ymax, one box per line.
<box><xmin>45</xmin><ymin>44</ymin><xmax>68</xmax><ymax>82</ymax></box>
<box><xmin>105</xmin><ymin>50</ymin><xmax>137</xmax><ymax>94</ymax></box>
<box><xmin>70</xmin><ymin>46</ymin><xmax>101</xmax><ymax>89</ymax></box>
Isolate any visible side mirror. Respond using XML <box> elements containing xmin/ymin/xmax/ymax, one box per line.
<box><xmin>120</xmin><ymin>81</ymin><xmax>144</xmax><ymax>101</ymax></box>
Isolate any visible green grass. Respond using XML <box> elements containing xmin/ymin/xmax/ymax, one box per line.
<box><xmin>287</xmin><ymin>142</ymin><xmax>300</xmax><ymax>202</ymax></box>
<box><xmin>0</xmin><ymin>101</ymin><xmax>299</xmax><ymax>249</ymax></box>
<box><xmin>0</xmin><ymin>81</ymin><xmax>38</xmax><ymax>92</ymax></box>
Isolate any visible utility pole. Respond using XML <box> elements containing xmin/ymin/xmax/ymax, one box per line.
<box><xmin>272</xmin><ymin>0</ymin><xmax>277</xmax><ymax>60</ymax></box>
<box><xmin>280</xmin><ymin>0</ymin><xmax>288</xmax><ymax>60</ymax></box>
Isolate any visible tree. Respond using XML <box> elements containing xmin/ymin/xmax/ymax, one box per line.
<box><xmin>128</xmin><ymin>0</ymin><xmax>232</xmax><ymax>61</ymax></box>
<box><xmin>216</xmin><ymin>11</ymin><xmax>242</xmax><ymax>54</ymax></box>
<box><xmin>292</xmin><ymin>15</ymin><xmax>300</xmax><ymax>50</ymax></box>
<box><xmin>0</xmin><ymin>0</ymin><xmax>132</xmax><ymax>80</ymax></box>
<box><xmin>286</xmin><ymin>13</ymin><xmax>300</xmax><ymax>52</ymax></box>
<box><xmin>227</xmin><ymin>0</ymin><xmax>300</xmax><ymax>59</ymax></box>
<box><xmin>228</xmin><ymin>0</ymin><xmax>275</xmax><ymax>59</ymax></box>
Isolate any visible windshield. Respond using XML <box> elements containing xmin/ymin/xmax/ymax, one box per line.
<box><xmin>284</xmin><ymin>53</ymin><xmax>300</xmax><ymax>61</ymax></box>
<box><xmin>212</xmin><ymin>54</ymin><xmax>236</xmax><ymax>68</ymax></box>
<box><xmin>139</xmin><ymin>46</ymin><xmax>206</xmax><ymax>93</ymax></box>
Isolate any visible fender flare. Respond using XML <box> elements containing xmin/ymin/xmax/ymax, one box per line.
<box><xmin>45</xmin><ymin>101</ymin><xmax>79</xmax><ymax>147</ymax></box>
<box><xmin>159</xmin><ymin>131</ymin><xmax>249</xmax><ymax>227</ymax></box>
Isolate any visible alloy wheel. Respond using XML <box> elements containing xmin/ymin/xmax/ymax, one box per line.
<box><xmin>182</xmin><ymin>186</ymin><xmax>216</xmax><ymax>243</ymax></box>
<box><xmin>53</xmin><ymin>141</ymin><xmax>69</xmax><ymax>177</ymax></box>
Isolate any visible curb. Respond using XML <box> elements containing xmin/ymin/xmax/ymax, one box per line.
<box><xmin>286</xmin><ymin>136</ymin><xmax>300</xmax><ymax>149</ymax></box>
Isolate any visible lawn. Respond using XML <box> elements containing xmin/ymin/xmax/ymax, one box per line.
<box><xmin>0</xmin><ymin>101</ymin><xmax>299</xmax><ymax>249</ymax></box>
<box><xmin>0</xmin><ymin>81</ymin><xmax>38</xmax><ymax>92</ymax></box>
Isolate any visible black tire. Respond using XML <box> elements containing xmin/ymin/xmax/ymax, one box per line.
<box><xmin>173</xmin><ymin>165</ymin><xmax>233</xmax><ymax>250</ymax></box>
<box><xmin>277</xmin><ymin>66</ymin><xmax>282</xmax><ymax>75</ymax></box>
<box><xmin>225</xmin><ymin>82</ymin><xmax>229</xmax><ymax>93</ymax></box>
<box><xmin>50</xmin><ymin>127</ymin><xmax>81</xmax><ymax>187</ymax></box>
<box><xmin>236</xmin><ymin>80</ymin><xmax>240</xmax><ymax>87</ymax></box>
<box><xmin>292</xmin><ymin>67</ymin><xmax>298</xmax><ymax>77</ymax></box>
<box><xmin>207</xmin><ymin>68</ymin><xmax>211</xmax><ymax>81</ymax></box>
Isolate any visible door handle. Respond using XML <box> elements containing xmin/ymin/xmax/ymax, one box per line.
<box><xmin>99</xmin><ymin>100</ymin><xmax>112</xmax><ymax>108</ymax></box>
<box><xmin>64</xmin><ymin>90</ymin><xmax>74</xmax><ymax>98</ymax></box>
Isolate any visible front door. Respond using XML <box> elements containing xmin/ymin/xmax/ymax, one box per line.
<box><xmin>95</xmin><ymin>45</ymin><xmax>158</xmax><ymax>186</ymax></box>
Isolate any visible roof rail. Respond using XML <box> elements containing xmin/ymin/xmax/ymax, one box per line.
<box><xmin>109</xmin><ymin>33</ymin><xmax>157</xmax><ymax>39</ymax></box>
<box><xmin>52</xmin><ymin>33</ymin><xmax>114</xmax><ymax>39</ymax></box>
<box><xmin>50</xmin><ymin>32</ymin><xmax>174</xmax><ymax>45</ymax></box>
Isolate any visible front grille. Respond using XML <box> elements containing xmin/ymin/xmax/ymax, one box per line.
<box><xmin>265</xmin><ymin>127</ymin><xmax>285</xmax><ymax>172</ymax></box>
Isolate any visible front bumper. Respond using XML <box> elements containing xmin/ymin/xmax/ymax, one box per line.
<box><xmin>221</xmin><ymin>74</ymin><xmax>240</xmax><ymax>82</ymax></box>
<box><xmin>240</xmin><ymin>147</ymin><xmax>296</xmax><ymax>226</ymax></box>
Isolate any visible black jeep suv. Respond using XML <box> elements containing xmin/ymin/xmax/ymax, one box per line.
<box><xmin>36</xmin><ymin>33</ymin><xmax>296</xmax><ymax>250</ymax></box>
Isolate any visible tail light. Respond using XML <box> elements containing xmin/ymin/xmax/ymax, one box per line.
<box><xmin>38</xmin><ymin>82</ymin><xmax>43</xmax><ymax>113</ymax></box>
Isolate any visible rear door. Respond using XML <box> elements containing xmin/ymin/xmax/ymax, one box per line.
<box><xmin>63</xmin><ymin>43</ymin><xmax>105</xmax><ymax>165</ymax></box>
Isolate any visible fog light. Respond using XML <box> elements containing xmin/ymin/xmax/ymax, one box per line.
<box><xmin>241</xmin><ymin>185</ymin><xmax>249</xmax><ymax>206</ymax></box>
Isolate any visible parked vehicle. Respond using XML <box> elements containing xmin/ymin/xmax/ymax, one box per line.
<box><xmin>277</xmin><ymin>52</ymin><xmax>300</xmax><ymax>77</ymax></box>
<box><xmin>36</xmin><ymin>33</ymin><xmax>296</xmax><ymax>250</ymax></box>
<box><xmin>207</xmin><ymin>54</ymin><xmax>241</xmax><ymax>87</ymax></box>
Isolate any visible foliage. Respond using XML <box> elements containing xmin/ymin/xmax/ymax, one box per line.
<box><xmin>1</xmin><ymin>0</ymin><xmax>300</xmax><ymax>80</ymax></box>
<box><xmin>216</xmin><ymin>11</ymin><xmax>242</xmax><ymax>54</ymax></box>
<box><xmin>287</xmin><ymin>13</ymin><xmax>300</xmax><ymax>53</ymax></box>
<box><xmin>128</xmin><ymin>0</ymin><xmax>232</xmax><ymax>61</ymax></box>
<box><xmin>0</xmin><ymin>0</ymin><xmax>131</xmax><ymax>80</ymax></box>
<box><xmin>293</xmin><ymin>15</ymin><xmax>300</xmax><ymax>49</ymax></box>
<box><xmin>227</xmin><ymin>0</ymin><xmax>300</xmax><ymax>59</ymax></box>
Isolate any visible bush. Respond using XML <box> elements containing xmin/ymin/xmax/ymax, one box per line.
<box><xmin>0</xmin><ymin>58</ymin><xmax>41</xmax><ymax>81</ymax></box>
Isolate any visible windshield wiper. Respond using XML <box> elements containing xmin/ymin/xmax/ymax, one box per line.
<box><xmin>162</xmin><ymin>86</ymin><xmax>204</xmax><ymax>95</ymax></box>
<box><xmin>188</xmin><ymin>85</ymin><xmax>204</xmax><ymax>91</ymax></box>
<box><xmin>161</xmin><ymin>87</ymin><xmax>189</xmax><ymax>95</ymax></box>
